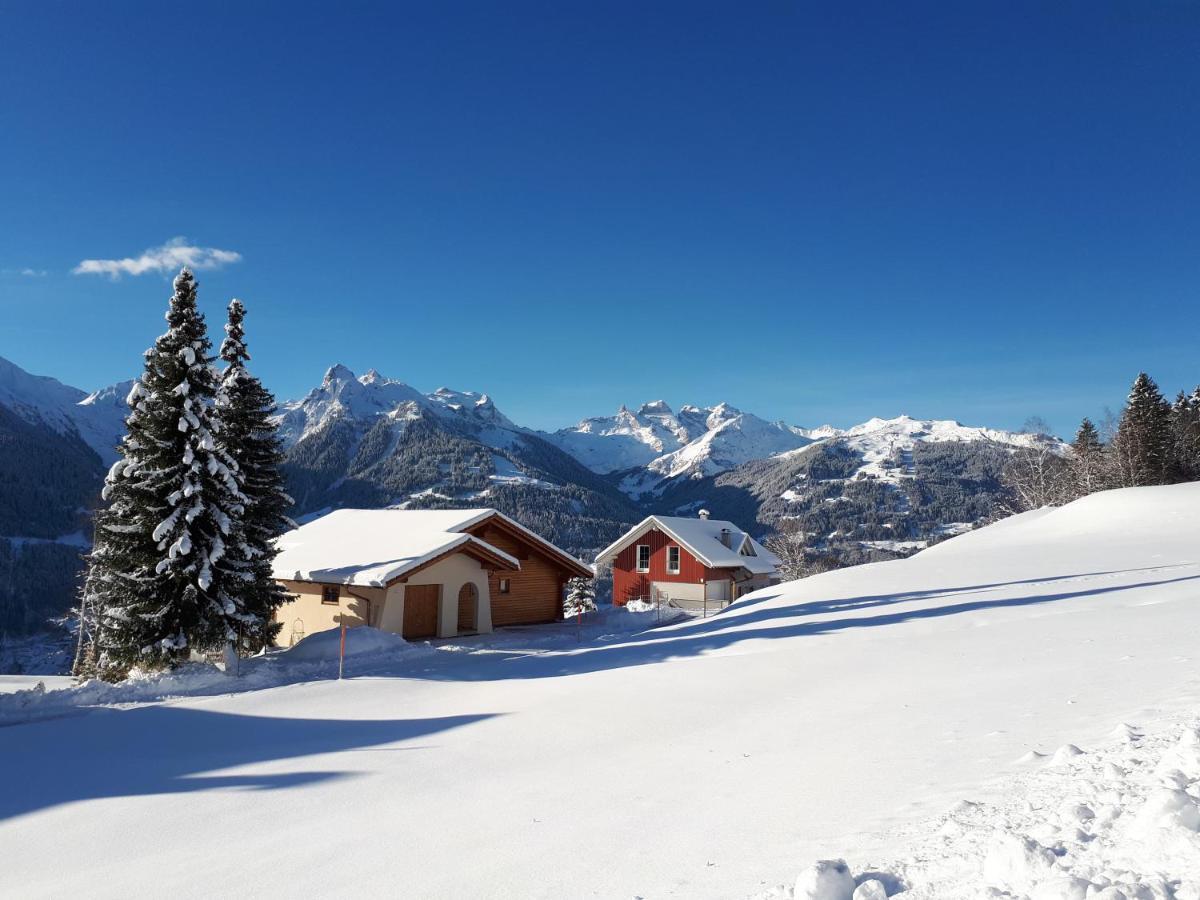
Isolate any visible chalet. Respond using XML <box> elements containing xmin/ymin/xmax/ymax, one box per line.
<box><xmin>596</xmin><ymin>510</ymin><xmax>781</xmax><ymax>607</ymax></box>
<box><xmin>270</xmin><ymin>508</ymin><xmax>593</xmax><ymax>646</ymax></box>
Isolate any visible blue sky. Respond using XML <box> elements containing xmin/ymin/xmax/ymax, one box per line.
<box><xmin>1</xmin><ymin>2</ymin><xmax>1197</xmax><ymax>435</ymax></box>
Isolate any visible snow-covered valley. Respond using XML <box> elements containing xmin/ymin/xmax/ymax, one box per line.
<box><xmin>3</xmin><ymin>482</ymin><xmax>1199</xmax><ymax>898</ymax></box>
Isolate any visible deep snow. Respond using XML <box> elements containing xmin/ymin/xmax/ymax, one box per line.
<box><xmin>2</xmin><ymin>483</ymin><xmax>1198</xmax><ymax>899</ymax></box>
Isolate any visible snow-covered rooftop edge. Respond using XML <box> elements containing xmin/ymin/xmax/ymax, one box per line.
<box><xmin>271</xmin><ymin>506</ymin><xmax>591</xmax><ymax>587</ymax></box>
<box><xmin>271</xmin><ymin>509</ymin><xmax>521</xmax><ymax>587</ymax></box>
<box><xmin>595</xmin><ymin>514</ymin><xmax>781</xmax><ymax>574</ymax></box>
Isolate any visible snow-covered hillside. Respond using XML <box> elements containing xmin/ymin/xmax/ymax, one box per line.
<box><xmin>0</xmin><ymin>355</ymin><xmax>128</xmax><ymax>463</ymax></box>
<box><xmin>4</xmin><ymin>483</ymin><xmax>1199</xmax><ymax>898</ymax></box>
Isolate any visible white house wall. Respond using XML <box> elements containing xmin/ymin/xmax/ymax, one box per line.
<box><xmin>378</xmin><ymin>553</ymin><xmax>494</xmax><ymax>638</ymax></box>
<box><xmin>651</xmin><ymin>581</ymin><xmax>705</xmax><ymax>603</ymax></box>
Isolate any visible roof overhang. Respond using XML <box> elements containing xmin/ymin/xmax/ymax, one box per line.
<box><xmin>594</xmin><ymin>516</ymin><xmax>720</xmax><ymax>569</ymax></box>
<box><xmin>275</xmin><ymin>532</ymin><xmax>520</xmax><ymax>588</ymax></box>
<box><xmin>463</xmin><ymin>510</ymin><xmax>594</xmax><ymax>579</ymax></box>
<box><xmin>384</xmin><ymin>536</ymin><xmax>519</xmax><ymax>586</ymax></box>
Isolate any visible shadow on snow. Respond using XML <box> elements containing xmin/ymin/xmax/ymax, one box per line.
<box><xmin>0</xmin><ymin>706</ymin><xmax>496</xmax><ymax>821</ymax></box>
<box><xmin>421</xmin><ymin>566</ymin><xmax>1200</xmax><ymax>682</ymax></box>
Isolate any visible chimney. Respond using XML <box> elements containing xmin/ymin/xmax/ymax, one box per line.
<box><xmin>719</xmin><ymin>527</ymin><xmax>732</xmax><ymax>548</ymax></box>
<box><xmin>698</xmin><ymin>509</ymin><xmax>711</xmax><ymax>520</ymax></box>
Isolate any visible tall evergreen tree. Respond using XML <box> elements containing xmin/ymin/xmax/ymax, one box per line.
<box><xmin>1111</xmin><ymin>372</ymin><xmax>1175</xmax><ymax>487</ymax></box>
<box><xmin>85</xmin><ymin>269</ymin><xmax>247</xmax><ymax>676</ymax></box>
<box><xmin>217</xmin><ymin>298</ymin><xmax>292</xmax><ymax>653</ymax></box>
<box><xmin>1171</xmin><ymin>387</ymin><xmax>1200</xmax><ymax>480</ymax></box>
<box><xmin>1068</xmin><ymin>417</ymin><xmax>1105</xmax><ymax>496</ymax></box>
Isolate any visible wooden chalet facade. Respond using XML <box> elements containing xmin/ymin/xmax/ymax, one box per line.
<box><xmin>596</xmin><ymin>511</ymin><xmax>781</xmax><ymax>609</ymax></box>
<box><xmin>271</xmin><ymin>508</ymin><xmax>593</xmax><ymax>646</ymax></box>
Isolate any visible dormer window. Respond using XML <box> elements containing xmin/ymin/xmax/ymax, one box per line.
<box><xmin>741</xmin><ymin>541</ymin><xmax>757</xmax><ymax>557</ymax></box>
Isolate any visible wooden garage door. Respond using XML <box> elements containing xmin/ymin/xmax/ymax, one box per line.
<box><xmin>402</xmin><ymin>585</ymin><xmax>440</xmax><ymax>639</ymax></box>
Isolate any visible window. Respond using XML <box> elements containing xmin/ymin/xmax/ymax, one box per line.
<box><xmin>499</xmin><ymin>578</ymin><xmax>511</xmax><ymax>594</ymax></box>
<box><xmin>321</xmin><ymin>585</ymin><xmax>341</xmax><ymax>605</ymax></box>
<box><xmin>741</xmin><ymin>541</ymin><xmax>757</xmax><ymax>557</ymax></box>
<box><xmin>635</xmin><ymin>545</ymin><xmax>650</xmax><ymax>572</ymax></box>
<box><xmin>666</xmin><ymin>546</ymin><xmax>681</xmax><ymax>574</ymax></box>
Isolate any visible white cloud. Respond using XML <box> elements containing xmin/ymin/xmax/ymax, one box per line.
<box><xmin>1</xmin><ymin>267</ymin><xmax>47</xmax><ymax>277</ymax></box>
<box><xmin>73</xmin><ymin>237</ymin><xmax>242</xmax><ymax>278</ymax></box>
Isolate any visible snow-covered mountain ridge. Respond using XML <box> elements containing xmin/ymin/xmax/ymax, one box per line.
<box><xmin>272</xmin><ymin>365</ymin><xmax>1064</xmax><ymax>505</ymax></box>
<box><xmin>0</xmin><ymin>355</ymin><xmax>1061</xmax><ymax>489</ymax></box>
<box><xmin>275</xmin><ymin>364</ymin><xmax>523</xmax><ymax>450</ymax></box>
<box><xmin>554</xmin><ymin>401</ymin><xmax>1062</xmax><ymax>499</ymax></box>
<box><xmin>547</xmin><ymin>399</ymin><xmax>825</xmax><ymax>477</ymax></box>
<box><xmin>0</xmin><ymin>356</ymin><xmax>130</xmax><ymax>465</ymax></box>
<box><xmin>787</xmin><ymin>413</ymin><xmax>1062</xmax><ymax>483</ymax></box>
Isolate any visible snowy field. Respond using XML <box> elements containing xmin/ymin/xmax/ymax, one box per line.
<box><xmin>2</xmin><ymin>483</ymin><xmax>1199</xmax><ymax>899</ymax></box>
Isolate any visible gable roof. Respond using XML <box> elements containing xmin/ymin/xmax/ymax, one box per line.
<box><xmin>272</xmin><ymin>509</ymin><xmax>520</xmax><ymax>588</ymax></box>
<box><xmin>594</xmin><ymin>515</ymin><xmax>781</xmax><ymax>576</ymax></box>
<box><xmin>272</xmin><ymin>507</ymin><xmax>592</xmax><ymax>587</ymax></box>
<box><xmin>459</xmin><ymin>509</ymin><xmax>594</xmax><ymax>579</ymax></box>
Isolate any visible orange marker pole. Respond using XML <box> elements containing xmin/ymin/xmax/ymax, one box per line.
<box><xmin>338</xmin><ymin>619</ymin><xmax>346</xmax><ymax>680</ymax></box>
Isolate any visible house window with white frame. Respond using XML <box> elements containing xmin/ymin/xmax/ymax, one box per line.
<box><xmin>635</xmin><ymin>544</ymin><xmax>650</xmax><ymax>572</ymax></box>
<box><xmin>666</xmin><ymin>545</ymin><xmax>681</xmax><ymax>574</ymax></box>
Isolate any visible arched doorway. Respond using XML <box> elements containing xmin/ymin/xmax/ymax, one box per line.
<box><xmin>457</xmin><ymin>583</ymin><xmax>478</xmax><ymax>633</ymax></box>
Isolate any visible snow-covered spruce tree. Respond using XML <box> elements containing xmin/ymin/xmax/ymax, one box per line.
<box><xmin>217</xmin><ymin>298</ymin><xmax>292</xmax><ymax>653</ymax></box>
<box><xmin>564</xmin><ymin>576</ymin><xmax>597</xmax><ymax>617</ymax></box>
<box><xmin>1111</xmin><ymin>373</ymin><xmax>1176</xmax><ymax>487</ymax></box>
<box><xmin>88</xmin><ymin>269</ymin><xmax>247</xmax><ymax>677</ymax></box>
<box><xmin>1068</xmin><ymin>417</ymin><xmax>1106</xmax><ymax>497</ymax></box>
<box><xmin>1171</xmin><ymin>387</ymin><xmax>1200</xmax><ymax>480</ymax></box>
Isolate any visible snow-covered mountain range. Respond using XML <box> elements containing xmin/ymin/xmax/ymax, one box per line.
<box><xmin>276</xmin><ymin>364</ymin><xmax>524</xmax><ymax>452</ymax></box>
<box><xmin>274</xmin><ymin>366</ymin><xmax>1060</xmax><ymax>501</ymax></box>
<box><xmin>1</xmin><ymin>353</ymin><xmax>1059</xmax><ymax>502</ymax></box>
<box><xmin>0</xmin><ymin>356</ymin><xmax>130</xmax><ymax>465</ymax></box>
<box><xmin>548</xmin><ymin>400</ymin><xmax>832</xmax><ymax>496</ymax></box>
<box><xmin>550</xmin><ymin>402</ymin><xmax>1057</xmax><ymax>500</ymax></box>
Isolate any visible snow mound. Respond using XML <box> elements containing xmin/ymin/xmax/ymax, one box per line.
<box><xmin>981</xmin><ymin>832</ymin><xmax>1058</xmax><ymax>893</ymax></box>
<box><xmin>282</xmin><ymin>626</ymin><xmax>413</xmax><ymax>662</ymax></box>
<box><xmin>794</xmin><ymin>859</ymin><xmax>855</xmax><ymax>900</ymax></box>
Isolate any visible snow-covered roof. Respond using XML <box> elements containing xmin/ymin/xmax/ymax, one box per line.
<box><xmin>595</xmin><ymin>515</ymin><xmax>780</xmax><ymax>575</ymax></box>
<box><xmin>272</xmin><ymin>509</ymin><xmax>520</xmax><ymax>587</ymax></box>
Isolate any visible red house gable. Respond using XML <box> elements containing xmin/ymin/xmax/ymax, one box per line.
<box><xmin>610</xmin><ymin>526</ymin><xmax>724</xmax><ymax>606</ymax></box>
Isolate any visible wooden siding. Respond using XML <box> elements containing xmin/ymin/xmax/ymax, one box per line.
<box><xmin>467</xmin><ymin>521</ymin><xmax>567</xmax><ymax>626</ymax></box>
<box><xmin>402</xmin><ymin>584</ymin><xmax>440</xmax><ymax>638</ymax></box>
<box><xmin>457</xmin><ymin>582</ymin><xmax>478</xmax><ymax>632</ymax></box>
<box><xmin>611</xmin><ymin>526</ymin><xmax>729</xmax><ymax>606</ymax></box>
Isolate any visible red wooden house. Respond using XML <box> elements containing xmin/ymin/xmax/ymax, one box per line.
<box><xmin>595</xmin><ymin>510</ymin><xmax>781</xmax><ymax>608</ymax></box>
